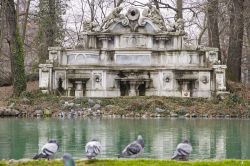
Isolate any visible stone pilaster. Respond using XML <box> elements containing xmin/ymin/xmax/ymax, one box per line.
<box><xmin>39</xmin><ymin>64</ymin><xmax>53</xmax><ymax>93</ymax></box>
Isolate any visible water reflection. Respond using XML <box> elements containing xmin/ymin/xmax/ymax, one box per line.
<box><xmin>0</xmin><ymin>118</ymin><xmax>250</xmax><ymax>160</ymax></box>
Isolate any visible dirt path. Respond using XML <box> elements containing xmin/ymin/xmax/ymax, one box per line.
<box><xmin>0</xmin><ymin>81</ymin><xmax>39</xmax><ymax>106</ymax></box>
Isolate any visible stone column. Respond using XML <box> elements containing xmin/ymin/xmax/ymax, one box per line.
<box><xmin>129</xmin><ymin>81</ymin><xmax>137</xmax><ymax>96</ymax></box>
<box><xmin>213</xmin><ymin>65</ymin><xmax>227</xmax><ymax>92</ymax></box>
<box><xmin>75</xmin><ymin>81</ymin><xmax>83</xmax><ymax>98</ymax></box>
<box><xmin>154</xmin><ymin>36</ymin><xmax>170</xmax><ymax>49</ymax></box>
<box><xmin>67</xmin><ymin>87</ymin><xmax>72</xmax><ymax>97</ymax></box>
<box><xmin>48</xmin><ymin>47</ymin><xmax>62</xmax><ymax>64</ymax></box>
<box><xmin>98</xmin><ymin>35</ymin><xmax>112</xmax><ymax>49</ymax></box>
<box><xmin>181</xmin><ymin>81</ymin><xmax>190</xmax><ymax>97</ymax></box>
<box><xmin>39</xmin><ymin>64</ymin><xmax>53</xmax><ymax>93</ymax></box>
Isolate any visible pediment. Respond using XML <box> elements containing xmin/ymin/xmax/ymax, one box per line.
<box><xmin>96</xmin><ymin>6</ymin><xmax>184</xmax><ymax>35</ymax></box>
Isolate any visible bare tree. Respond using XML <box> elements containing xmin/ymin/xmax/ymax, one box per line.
<box><xmin>176</xmin><ymin>0</ymin><xmax>183</xmax><ymax>19</ymax></box>
<box><xmin>4</xmin><ymin>0</ymin><xmax>26</xmax><ymax>96</ymax></box>
<box><xmin>227</xmin><ymin>0</ymin><xmax>244</xmax><ymax>81</ymax></box>
<box><xmin>22</xmin><ymin>0</ymin><xmax>31</xmax><ymax>43</ymax></box>
<box><xmin>0</xmin><ymin>1</ymin><xmax>6</xmax><ymax>55</ymax></box>
<box><xmin>207</xmin><ymin>0</ymin><xmax>221</xmax><ymax>60</ymax></box>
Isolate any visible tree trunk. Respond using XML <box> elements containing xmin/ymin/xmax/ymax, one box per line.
<box><xmin>244</xmin><ymin>0</ymin><xmax>250</xmax><ymax>83</ymax></box>
<box><xmin>176</xmin><ymin>0</ymin><xmax>183</xmax><ymax>19</ymax></box>
<box><xmin>207</xmin><ymin>0</ymin><xmax>221</xmax><ymax>60</ymax></box>
<box><xmin>22</xmin><ymin>0</ymin><xmax>31</xmax><ymax>43</ymax></box>
<box><xmin>87</xmin><ymin>0</ymin><xmax>95</xmax><ymax>22</ymax></box>
<box><xmin>48</xmin><ymin>0</ymin><xmax>56</xmax><ymax>46</ymax></box>
<box><xmin>153</xmin><ymin>0</ymin><xmax>160</xmax><ymax>10</ymax></box>
<box><xmin>0</xmin><ymin>1</ymin><xmax>6</xmax><ymax>56</ymax></box>
<box><xmin>4</xmin><ymin>0</ymin><xmax>26</xmax><ymax>96</ymax></box>
<box><xmin>227</xmin><ymin>0</ymin><xmax>244</xmax><ymax>82</ymax></box>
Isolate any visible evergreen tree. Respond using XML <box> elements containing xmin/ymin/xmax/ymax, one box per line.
<box><xmin>36</xmin><ymin>0</ymin><xmax>67</xmax><ymax>63</ymax></box>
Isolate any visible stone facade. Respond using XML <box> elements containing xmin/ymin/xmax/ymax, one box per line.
<box><xmin>39</xmin><ymin>7</ymin><xmax>227</xmax><ymax>98</ymax></box>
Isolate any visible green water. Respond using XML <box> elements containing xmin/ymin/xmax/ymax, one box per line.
<box><xmin>0</xmin><ymin>118</ymin><xmax>250</xmax><ymax>160</ymax></box>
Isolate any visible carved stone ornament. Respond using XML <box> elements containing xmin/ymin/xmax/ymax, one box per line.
<box><xmin>41</xmin><ymin>66</ymin><xmax>49</xmax><ymax>72</ymax></box>
<box><xmin>200</xmin><ymin>76</ymin><xmax>209</xmax><ymax>84</ymax></box>
<box><xmin>101</xmin><ymin>7</ymin><xmax>129</xmax><ymax>31</ymax></box>
<box><xmin>126</xmin><ymin>7</ymin><xmax>140</xmax><ymax>21</ymax></box>
<box><xmin>50</xmin><ymin>50</ymin><xmax>58</xmax><ymax>55</ymax></box>
<box><xmin>142</xmin><ymin>3</ymin><xmax>167</xmax><ymax>31</ymax></box>
<box><xmin>94</xmin><ymin>74</ymin><xmax>102</xmax><ymax>83</ymax></box>
<box><xmin>82</xmin><ymin>21</ymin><xmax>99</xmax><ymax>32</ymax></box>
<box><xmin>164</xmin><ymin>76</ymin><xmax>171</xmax><ymax>82</ymax></box>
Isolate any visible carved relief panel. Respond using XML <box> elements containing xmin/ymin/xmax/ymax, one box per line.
<box><xmin>92</xmin><ymin>71</ymin><xmax>103</xmax><ymax>89</ymax></box>
<box><xmin>162</xmin><ymin>72</ymin><xmax>174</xmax><ymax>90</ymax></box>
<box><xmin>67</xmin><ymin>53</ymin><xmax>99</xmax><ymax>65</ymax></box>
<box><xmin>120</xmin><ymin>34</ymin><xmax>147</xmax><ymax>48</ymax></box>
<box><xmin>198</xmin><ymin>72</ymin><xmax>211</xmax><ymax>91</ymax></box>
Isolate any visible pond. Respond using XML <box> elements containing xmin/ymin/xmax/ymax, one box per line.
<box><xmin>0</xmin><ymin>118</ymin><xmax>250</xmax><ymax>160</ymax></box>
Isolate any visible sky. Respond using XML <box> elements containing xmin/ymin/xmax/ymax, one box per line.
<box><xmin>61</xmin><ymin>0</ymin><xmax>205</xmax><ymax>46</ymax></box>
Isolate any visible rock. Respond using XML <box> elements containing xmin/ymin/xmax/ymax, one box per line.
<box><xmin>216</xmin><ymin>114</ymin><xmax>224</xmax><ymax>118</ymax></box>
<box><xmin>96</xmin><ymin>99</ymin><xmax>102</xmax><ymax>105</ymax></box>
<box><xmin>150</xmin><ymin>113</ymin><xmax>157</xmax><ymax>117</ymax></box>
<box><xmin>20</xmin><ymin>111</ymin><xmax>28</xmax><ymax>117</ymax></box>
<box><xmin>156</xmin><ymin>114</ymin><xmax>161</xmax><ymax>117</ymax></box>
<box><xmin>184</xmin><ymin>113</ymin><xmax>190</xmax><ymax>117</ymax></box>
<box><xmin>59</xmin><ymin>100</ymin><xmax>65</xmax><ymax>105</ymax></box>
<box><xmin>96</xmin><ymin>110</ymin><xmax>102</xmax><ymax>115</ymax></box>
<box><xmin>75</xmin><ymin>104</ymin><xmax>81</xmax><ymax>107</ymax></box>
<box><xmin>8</xmin><ymin>103</ymin><xmax>15</xmax><ymax>109</ymax></box>
<box><xmin>202</xmin><ymin>114</ymin><xmax>209</xmax><ymax>118</ymax></box>
<box><xmin>62</xmin><ymin>101</ymin><xmax>75</xmax><ymax>110</ymax></box>
<box><xmin>34</xmin><ymin>110</ymin><xmax>43</xmax><ymax>116</ymax></box>
<box><xmin>3</xmin><ymin>108</ymin><xmax>11</xmax><ymax>116</ymax></box>
<box><xmin>170</xmin><ymin>112</ymin><xmax>178</xmax><ymax>117</ymax></box>
<box><xmin>44</xmin><ymin>108</ymin><xmax>52</xmax><ymax>116</ymax></box>
<box><xmin>191</xmin><ymin>113</ymin><xmax>197</xmax><ymax>118</ymax></box>
<box><xmin>105</xmin><ymin>105</ymin><xmax>114</xmax><ymax>110</ymax></box>
<box><xmin>20</xmin><ymin>97</ymin><xmax>31</xmax><ymax>105</ymax></box>
<box><xmin>0</xmin><ymin>107</ymin><xmax>4</xmax><ymax>116</ymax></box>
<box><xmin>155</xmin><ymin>107</ymin><xmax>166</xmax><ymax>113</ymax></box>
<box><xmin>88</xmin><ymin>99</ymin><xmax>95</xmax><ymax>107</ymax></box>
<box><xmin>93</xmin><ymin>104</ymin><xmax>101</xmax><ymax>110</ymax></box>
<box><xmin>10</xmin><ymin>109</ymin><xmax>20</xmax><ymax>116</ymax></box>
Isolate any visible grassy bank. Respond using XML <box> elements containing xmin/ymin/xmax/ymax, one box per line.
<box><xmin>5</xmin><ymin>91</ymin><xmax>250</xmax><ymax>118</ymax></box>
<box><xmin>0</xmin><ymin>81</ymin><xmax>249</xmax><ymax>118</ymax></box>
<box><xmin>0</xmin><ymin>159</ymin><xmax>250</xmax><ymax>166</ymax></box>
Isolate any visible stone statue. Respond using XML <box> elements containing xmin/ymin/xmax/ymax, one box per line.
<box><xmin>142</xmin><ymin>3</ymin><xmax>167</xmax><ymax>31</ymax></box>
<box><xmin>101</xmin><ymin>7</ymin><xmax>125</xmax><ymax>31</ymax></box>
<box><xmin>170</xmin><ymin>15</ymin><xmax>185</xmax><ymax>34</ymax></box>
<box><xmin>82</xmin><ymin>21</ymin><xmax>99</xmax><ymax>32</ymax></box>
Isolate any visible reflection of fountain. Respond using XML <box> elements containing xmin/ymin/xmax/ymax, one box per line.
<box><xmin>2</xmin><ymin>119</ymin><xmax>250</xmax><ymax>159</ymax></box>
<box><xmin>37</xmin><ymin>121</ymin><xmax>50</xmax><ymax>154</ymax></box>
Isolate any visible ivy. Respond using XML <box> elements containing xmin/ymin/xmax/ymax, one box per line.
<box><xmin>12</xmin><ymin>26</ymin><xmax>27</xmax><ymax>96</ymax></box>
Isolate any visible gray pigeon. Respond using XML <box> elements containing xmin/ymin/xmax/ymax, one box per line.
<box><xmin>171</xmin><ymin>139</ymin><xmax>192</xmax><ymax>161</ymax></box>
<box><xmin>118</xmin><ymin>135</ymin><xmax>144</xmax><ymax>158</ymax></box>
<box><xmin>33</xmin><ymin>139</ymin><xmax>59</xmax><ymax>160</ymax></box>
<box><xmin>85</xmin><ymin>139</ymin><xmax>101</xmax><ymax>159</ymax></box>
<box><xmin>63</xmin><ymin>153</ymin><xmax>75</xmax><ymax>166</ymax></box>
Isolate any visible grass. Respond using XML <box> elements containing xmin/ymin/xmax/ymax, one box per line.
<box><xmin>1</xmin><ymin>159</ymin><xmax>250</xmax><ymax>166</ymax></box>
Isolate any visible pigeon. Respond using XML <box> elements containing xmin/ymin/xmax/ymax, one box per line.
<box><xmin>33</xmin><ymin>139</ymin><xmax>59</xmax><ymax>160</ymax></box>
<box><xmin>118</xmin><ymin>135</ymin><xmax>144</xmax><ymax>158</ymax></box>
<box><xmin>171</xmin><ymin>139</ymin><xmax>192</xmax><ymax>161</ymax></box>
<box><xmin>63</xmin><ymin>153</ymin><xmax>75</xmax><ymax>166</ymax></box>
<box><xmin>85</xmin><ymin>139</ymin><xmax>101</xmax><ymax>159</ymax></box>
